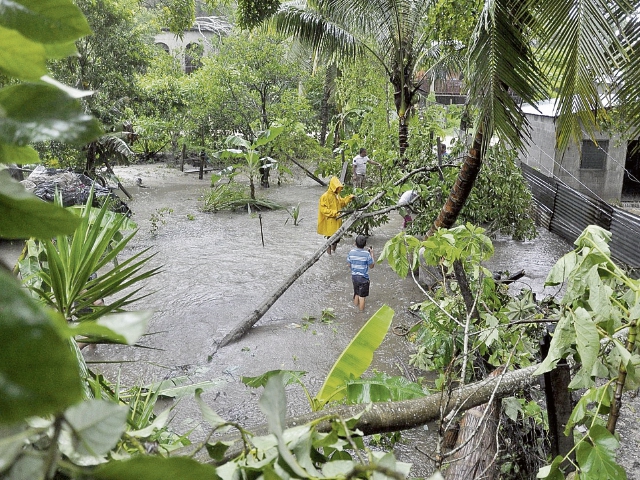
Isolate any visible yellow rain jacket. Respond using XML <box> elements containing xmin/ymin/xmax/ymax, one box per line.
<box><xmin>317</xmin><ymin>177</ymin><xmax>354</xmax><ymax>236</ymax></box>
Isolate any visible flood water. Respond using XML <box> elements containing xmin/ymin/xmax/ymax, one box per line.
<box><xmin>1</xmin><ymin>165</ymin><xmax>573</xmax><ymax>476</ymax></box>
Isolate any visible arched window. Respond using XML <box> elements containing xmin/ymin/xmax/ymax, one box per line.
<box><xmin>155</xmin><ymin>42</ymin><xmax>170</xmax><ymax>54</ymax></box>
<box><xmin>184</xmin><ymin>42</ymin><xmax>203</xmax><ymax>74</ymax></box>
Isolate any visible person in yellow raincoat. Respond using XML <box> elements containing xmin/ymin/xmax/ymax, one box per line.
<box><xmin>317</xmin><ymin>176</ymin><xmax>355</xmax><ymax>255</ymax></box>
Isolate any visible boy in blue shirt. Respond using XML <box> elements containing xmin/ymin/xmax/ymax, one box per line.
<box><xmin>347</xmin><ymin>235</ymin><xmax>375</xmax><ymax>311</ymax></box>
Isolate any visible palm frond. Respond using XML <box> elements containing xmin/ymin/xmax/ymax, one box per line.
<box><xmin>612</xmin><ymin>9</ymin><xmax>640</xmax><ymax>139</ymax></box>
<box><xmin>535</xmin><ymin>0</ymin><xmax>635</xmax><ymax>149</ymax></box>
<box><xmin>468</xmin><ymin>0</ymin><xmax>548</xmax><ymax>152</ymax></box>
<box><xmin>271</xmin><ymin>5</ymin><xmax>363</xmax><ymax>60</ymax></box>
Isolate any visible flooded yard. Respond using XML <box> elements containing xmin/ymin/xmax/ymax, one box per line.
<box><xmin>7</xmin><ymin>163</ymin><xmax>640</xmax><ymax>477</ymax></box>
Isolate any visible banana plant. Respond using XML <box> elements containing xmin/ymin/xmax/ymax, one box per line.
<box><xmin>219</xmin><ymin>125</ymin><xmax>284</xmax><ymax>200</ymax></box>
<box><xmin>242</xmin><ymin>305</ymin><xmax>396</xmax><ymax>411</ymax></box>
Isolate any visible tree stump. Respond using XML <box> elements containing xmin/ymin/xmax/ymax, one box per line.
<box><xmin>443</xmin><ymin>379</ymin><xmax>501</xmax><ymax>479</ymax></box>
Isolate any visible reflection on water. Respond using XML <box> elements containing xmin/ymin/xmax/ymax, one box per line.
<box><xmin>1</xmin><ymin>170</ymin><xmax>573</xmax><ymax>477</ymax></box>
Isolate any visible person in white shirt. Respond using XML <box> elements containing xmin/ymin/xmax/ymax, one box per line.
<box><xmin>398</xmin><ymin>189</ymin><xmax>419</xmax><ymax>229</ymax></box>
<box><xmin>352</xmin><ymin>148</ymin><xmax>380</xmax><ymax>188</ymax></box>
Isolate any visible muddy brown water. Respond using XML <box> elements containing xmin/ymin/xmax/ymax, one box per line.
<box><xmin>9</xmin><ymin>164</ymin><xmax>639</xmax><ymax>477</ymax></box>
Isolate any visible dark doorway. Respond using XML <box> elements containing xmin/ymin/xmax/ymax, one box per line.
<box><xmin>622</xmin><ymin>140</ymin><xmax>640</xmax><ymax>198</ymax></box>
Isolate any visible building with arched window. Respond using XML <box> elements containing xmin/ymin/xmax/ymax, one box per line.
<box><xmin>154</xmin><ymin>16</ymin><xmax>231</xmax><ymax>73</ymax></box>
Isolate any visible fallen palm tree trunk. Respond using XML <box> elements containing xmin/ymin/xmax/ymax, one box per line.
<box><xmin>215</xmin><ymin>165</ymin><xmax>452</xmax><ymax>351</ymax></box>
<box><xmin>289</xmin><ymin>157</ymin><xmax>327</xmax><ymax>186</ymax></box>
<box><xmin>202</xmin><ymin>365</ymin><xmax>538</xmax><ymax>464</ymax></box>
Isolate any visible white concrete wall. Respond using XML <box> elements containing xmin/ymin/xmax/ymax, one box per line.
<box><xmin>154</xmin><ymin>30</ymin><xmax>216</xmax><ymax>55</ymax></box>
<box><xmin>520</xmin><ymin>114</ymin><xmax>556</xmax><ymax>177</ymax></box>
<box><xmin>520</xmin><ymin>113</ymin><xmax>626</xmax><ymax>202</ymax></box>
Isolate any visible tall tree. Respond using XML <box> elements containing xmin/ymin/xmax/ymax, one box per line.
<box><xmin>430</xmin><ymin>0</ymin><xmax>640</xmax><ymax>235</ymax></box>
<box><xmin>268</xmin><ymin>0</ymin><xmax>449</xmax><ymax>162</ymax></box>
<box><xmin>50</xmin><ymin>0</ymin><xmax>155</xmax><ymax>173</ymax></box>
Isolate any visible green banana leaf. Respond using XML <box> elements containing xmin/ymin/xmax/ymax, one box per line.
<box><xmin>313</xmin><ymin>305</ymin><xmax>394</xmax><ymax>410</ymax></box>
<box><xmin>345</xmin><ymin>372</ymin><xmax>426</xmax><ymax>403</ymax></box>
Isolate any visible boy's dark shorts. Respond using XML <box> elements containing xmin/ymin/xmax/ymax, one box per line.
<box><xmin>325</xmin><ymin>236</ymin><xmax>339</xmax><ymax>247</ymax></box>
<box><xmin>352</xmin><ymin>275</ymin><xmax>370</xmax><ymax>297</ymax></box>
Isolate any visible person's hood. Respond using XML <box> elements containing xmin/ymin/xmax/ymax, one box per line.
<box><xmin>329</xmin><ymin>176</ymin><xmax>343</xmax><ymax>193</ymax></box>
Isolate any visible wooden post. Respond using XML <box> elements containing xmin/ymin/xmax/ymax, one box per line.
<box><xmin>180</xmin><ymin>143</ymin><xmax>186</xmax><ymax>172</ymax></box>
<box><xmin>541</xmin><ymin>331</ymin><xmax>575</xmax><ymax>471</ymax></box>
<box><xmin>199</xmin><ymin>150</ymin><xmax>204</xmax><ymax>180</ymax></box>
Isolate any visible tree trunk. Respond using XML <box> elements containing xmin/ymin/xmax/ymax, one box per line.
<box><xmin>215</xmin><ymin>208</ymin><xmax>365</xmax><ymax>351</ymax></box>
<box><xmin>427</xmin><ymin>124</ymin><xmax>485</xmax><ymax>238</ymax></box>
<box><xmin>319</xmin><ymin>64</ymin><xmax>335</xmax><ymax>147</ymax></box>
<box><xmin>85</xmin><ymin>141</ymin><xmax>98</xmax><ymax>177</ymax></box>
<box><xmin>398</xmin><ymin>114</ymin><xmax>409</xmax><ymax>161</ymax></box>
<box><xmin>203</xmin><ymin>365</ymin><xmax>538</xmax><ymax>464</ymax></box>
<box><xmin>443</xmin><ymin>369</ymin><xmax>502</xmax><ymax>479</ymax></box>
<box><xmin>289</xmin><ymin>157</ymin><xmax>327</xmax><ymax>187</ymax></box>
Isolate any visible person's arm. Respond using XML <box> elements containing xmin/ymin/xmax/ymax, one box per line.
<box><xmin>319</xmin><ymin>197</ymin><xmax>338</xmax><ymax>218</ymax></box>
<box><xmin>368</xmin><ymin>246</ymin><xmax>375</xmax><ymax>269</ymax></box>
<box><xmin>339</xmin><ymin>194</ymin><xmax>355</xmax><ymax>207</ymax></box>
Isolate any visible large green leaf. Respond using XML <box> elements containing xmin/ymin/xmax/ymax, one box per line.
<box><xmin>93</xmin><ymin>456</ymin><xmax>219</xmax><ymax>480</ymax></box>
<box><xmin>195</xmin><ymin>389</ymin><xmax>230</xmax><ymax>432</ymax></box>
<box><xmin>0</xmin><ymin>25</ymin><xmax>47</xmax><ymax>80</ymax></box>
<box><xmin>574</xmin><ymin>307</ymin><xmax>599</xmax><ymax>378</ymax></box>
<box><xmin>313</xmin><ymin>305</ymin><xmax>394</xmax><ymax>409</ymax></box>
<box><xmin>0</xmin><ymin>83</ymin><xmax>102</xmax><ymax>146</ymax></box>
<box><xmin>242</xmin><ymin>370</ymin><xmax>307</xmax><ymax>388</ymax></box>
<box><xmin>345</xmin><ymin>372</ymin><xmax>425</xmax><ymax>403</ymax></box>
<box><xmin>145</xmin><ymin>376</ymin><xmax>224</xmax><ymax>399</ymax></box>
<box><xmin>0</xmin><ymin>0</ymin><xmax>91</xmax><ymax>44</ymax></box>
<box><xmin>0</xmin><ymin>170</ymin><xmax>80</xmax><ymax>239</ymax></box>
<box><xmin>258</xmin><ymin>375</ymin><xmax>309</xmax><ymax>478</ymax></box>
<box><xmin>253</xmin><ymin>125</ymin><xmax>284</xmax><ymax>147</ymax></box>
<box><xmin>545</xmin><ymin>251</ymin><xmax>577</xmax><ymax>287</ymax></box>
<box><xmin>533</xmin><ymin>312</ymin><xmax>575</xmax><ymax>376</ymax></box>
<box><xmin>62</xmin><ymin>399</ymin><xmax>128</xmax><ymax>456</ymax></box>
<box><xmin>68</xmin><ymin>311</ymin><xmax>153</xmax><ymax>345</ymax></box>
<box><xmin>0</xmin><ymin>270</ymin><xmax>82</xmax><ymax>424</ymax></box>
<box><xmin>576</xmin><ymin>425</ymin><xmax>626</xmax><ymax>479</ymax></box>
<box><xmin>0</xmin><ymin>142</ymin><xmax>40</xmax><ymax>164</ymax></box>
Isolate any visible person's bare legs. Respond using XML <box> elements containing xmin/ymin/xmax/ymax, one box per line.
<box><xmin>327</xmin><ymin>246</ymin><xmax>332</xmax><ymax>255</ymax></box>
<box><xmin>353</xmin><ymin>294</ymin><xmax>365</xmax><ymax>311</ymax></box>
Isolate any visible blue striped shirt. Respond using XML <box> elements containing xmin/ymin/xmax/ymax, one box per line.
<box><xmin>347</xmin><ymin>248</ymin><xmax>374</xmax><ymax>279</ymax></box>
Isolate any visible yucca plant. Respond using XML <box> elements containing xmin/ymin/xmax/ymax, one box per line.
<box><xmin>17</xmin><ymin>189</ymin><xmax>160</xmax><ymax>325</ymax></box>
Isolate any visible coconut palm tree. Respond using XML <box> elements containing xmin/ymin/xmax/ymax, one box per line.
<box><xmin>270</xmin><ymin>0</ymin><xmax>444</xmax><ymax>161</ymax></box>
<box><xmin>428</xmin><ymin>0</ymin><xmax>640</xmax><ymax>235</ymax></box>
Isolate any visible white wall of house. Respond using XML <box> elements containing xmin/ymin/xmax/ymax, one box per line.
<box><xmin>154</xmin><ymin>30</ymin><xmax>215</xmax><ymax>55</ymax></box>
<box><xmin>519</xmin><ymin>102</ymin><xmax>626</xmax><ymax>203</ymax></box>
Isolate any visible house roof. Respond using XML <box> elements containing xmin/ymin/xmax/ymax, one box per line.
<box><xmin>522</xmin><ymin>94</ymin><xmax>615</xmax><ymax>118</ymax></box>
<box><xmin>522</xmin><ymin>99</ymin><xmax>558</xmax><ymax>117</ymax></box>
